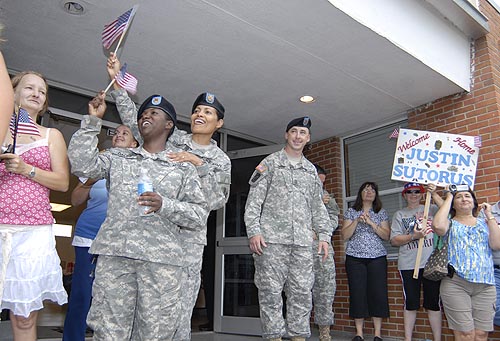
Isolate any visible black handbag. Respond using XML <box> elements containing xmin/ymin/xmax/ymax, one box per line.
<box><xmin>423</xmin><ymin>234</ymin><xmax>448</xmax><ymax>281</ymax></box>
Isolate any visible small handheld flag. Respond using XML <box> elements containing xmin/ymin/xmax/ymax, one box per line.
<box><xmin>9</xmin><ymin>108</ymin><xmax>40</xmax><ymax>137</ymax></box>
<box><xmin>102</xmin><ymin>5</ymin><xmax>138</xmax><ymax>50</ymax></box>
<box><xmin>115</xmin><ymin>63</ymin><xmax>138</xmax><ymax>95</ymax></box>
<box><xmin>388</xmin><ymin>128</ymin><xmax>399</xmax><ymax>139</ymax></box>
<box><xmin>474</xmin><ymin>135</ymin><xmax>482</xmax><ymax>147</ymax></box>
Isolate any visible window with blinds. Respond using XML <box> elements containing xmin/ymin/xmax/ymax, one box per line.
<box><xmin>343</xmin><ymin>121</ymin><xmax>408</xmax><ymax>257</ymax></box>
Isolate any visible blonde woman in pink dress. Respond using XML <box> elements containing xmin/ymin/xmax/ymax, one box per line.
<box><xmin>0</xmin><ymin>71</ymin><xmax>69</xmax><ymax>341</ymax></box>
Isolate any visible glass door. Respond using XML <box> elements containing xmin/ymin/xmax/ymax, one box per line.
<box><xmin>213</xmin><ymin>145</ymin><xmax>283</xmax><ymax>335</ymax></box>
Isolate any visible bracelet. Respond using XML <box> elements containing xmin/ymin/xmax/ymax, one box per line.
<box><xmin>487</xmin><ymin>216</ymin><xmax>496</xmax><ymax>221</ymax></box>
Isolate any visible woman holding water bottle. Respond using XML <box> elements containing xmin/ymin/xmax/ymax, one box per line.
<box><xmin>67</xmin><ymin>92</ymin><xmax>208</xmax><ymax>340</ymax></box>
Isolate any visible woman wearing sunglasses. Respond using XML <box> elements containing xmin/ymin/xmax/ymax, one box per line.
<box><xmin>390</xmin><ymin>182</ymin><xmax>444</xmax><ymax>341</ymax></box>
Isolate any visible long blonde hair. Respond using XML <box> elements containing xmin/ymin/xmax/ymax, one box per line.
<box><xmin>11</xmin><ymin>71</ymin><xmax>49</xmax><ymax>115</ymax></box>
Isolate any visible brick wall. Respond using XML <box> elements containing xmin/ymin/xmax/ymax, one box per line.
<box><xmin>305</xmin><ymin>1</ymin><xmax>500</xmax><ymax>339</ymax></box>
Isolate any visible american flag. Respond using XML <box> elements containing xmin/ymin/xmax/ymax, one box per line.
<box><xmin>9</xmin><ymin>108</ymin><xmax>40</xmax><ymax>137</ymax></box>
<box><xmin>388</xmin><ymin>128</ymin><xmax>399</xmax><ymax>139</ymax></box>
<box><xmin>115</xmin><ymin>63</ymin><xmax>138</xmax><ymax>94</ymax></box>
<box><xmin>474</xmin><ymin>135</ymin><xmax>482</xmax><ymax>147</ymax></box>
<box><xmin>102</xmin><ymin>6</ymin><xmax>138</xmax><ymax>49</ymax></box>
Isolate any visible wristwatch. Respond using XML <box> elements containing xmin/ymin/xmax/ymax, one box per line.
<box><xmin>28</xmin><ymin>166</ymin><xmax>36</xmax><ymax>178</ymax></box>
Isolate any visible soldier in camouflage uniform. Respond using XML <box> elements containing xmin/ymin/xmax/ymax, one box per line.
<box><xmin>244</xmin><ymin>117</ymin><xmax>333</xmax><ymax>341</ymax></box>
<box><xmin>312</xmin><ymin>164</ymin><xmax>340</xmax><ymax>341</ymax></box>
<box><xmin>67</xmin><ymin>92</ymin><xmax>208</xmax><ymax>341</ymax></box>
<box><xmin>106</xmin><ymin>53</ymin><xmax>231</xmax><ymax>340</ymax></box>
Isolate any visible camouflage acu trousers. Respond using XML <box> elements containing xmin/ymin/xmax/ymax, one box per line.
<box><xmin>87</xmin><ymin>255</ymin><xmax>181</xmax><ymax>341</ymax></box>
<box><xmin>253</xmin><ymin>243</ymin><xmax>314</xmax><ymax>339</ymax></box>
<box><xmin>312</xmin><ymin>240</ymin><xmax>336</xmax><ymax>326</ymax></box>
<box><xmin>173</xmin><ymin>243</ymin><xmax>204</xmax><ymax>341</ymax></box>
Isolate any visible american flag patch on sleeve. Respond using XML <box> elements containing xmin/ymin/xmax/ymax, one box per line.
<box><xmin>255</xmin><ymin>164</ymin><xmax>267</xmax><ymax>173</ymax></box>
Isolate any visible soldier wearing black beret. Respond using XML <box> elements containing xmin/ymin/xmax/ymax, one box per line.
<box><xmin>286</xmin><ymin>116</ymin><xmax>311</xmax><ymax>132</ymax></box>
<box><xmin>172</xmin><ymin>90</ymin><xmax>229</xmax><ymax>337</ymax></box>
<box><xmin>137</xmin><ymin>94</ymin><xmax>177</xmax><ymax>125</ymax></box>
<box><xmin>192</xmin><ymin>92</ymin><xmax>225</xmax><ymax>119</ymax></box>
<box><xmin>245</xmin><ymin>115</ymin><xmax>333</xmax><ymax>341</ymax></box>
<box><xmin>106</xmin><ymin>52</ymin><xmax>231</xmax><ymax>337</ymax></box>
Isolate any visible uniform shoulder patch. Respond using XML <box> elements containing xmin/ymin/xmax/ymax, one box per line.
<box><xmin>249</xmin><ymin>163</ymin><xmax>268</xmax><ymax>186</ymax></box>
<box><xmin>255</xmin><ymin>163</ymin><xmax>267</xmax><ymax>173</ymax></box>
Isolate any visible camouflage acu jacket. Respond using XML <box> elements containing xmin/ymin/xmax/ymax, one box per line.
<box><xmin>322</xmin><ymin>189</ymin><xmax>340</xmax><ymax>233</ymax></box>
<box><xmin>67</xmin><ymin>115</ymin><xmax>208</xmax><ymax>266</ymax></box>
<box><xmin>244</xmin><ymin>149</ymin><xmax>333</xmax><ymax>247</ymax></box>
<box><xmin>110</xmin><ymin>89</ymin><xmax>231</xmax><ymax>245</ymax></box>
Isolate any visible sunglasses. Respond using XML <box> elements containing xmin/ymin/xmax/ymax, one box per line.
<box><xmin>406</xmin><ymin>190</ymin><xmax>421</xmax><ymax>194</ymax></box>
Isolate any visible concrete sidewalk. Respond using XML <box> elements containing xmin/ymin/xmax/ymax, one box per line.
<box><xmin>191</xmin><ymin>328</ymin><xmax>401</xmax><ymax>341</ymax></box>
<box><xmin>0</xmin><ymin>320</ymin><xmax>401</xmax><ymax>341</ymax></box>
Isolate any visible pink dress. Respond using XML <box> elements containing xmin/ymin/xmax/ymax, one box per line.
<box><xmin>0</xmin><ymin>129</ymin><xmax>67</xmax><ymax>317</ymax></box>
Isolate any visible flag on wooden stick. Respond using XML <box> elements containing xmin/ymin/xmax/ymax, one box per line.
<box><xmin>115</xmin><ymin>63</ymin><xmax>138</xmax><ymax>94</ymax></box>
<box><xmin>102</xmin><ymin>6</ymin><xmax>138</xmax><ymax>49</ymax></box>
<box><xmin>10</xmin><ymin>107</ymin><xmax>40</xmax><ymax>137</ymax></box>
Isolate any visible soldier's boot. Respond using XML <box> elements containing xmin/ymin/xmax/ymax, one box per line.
<box><xmin>290</xmin><ymin>338</ymin><xmax>306</xmax><ymax>341</ymax></box>
<box><xmin>319</xmin><ymin>325</ymin><xmax>332</xmax><ymax>341</ymax></box>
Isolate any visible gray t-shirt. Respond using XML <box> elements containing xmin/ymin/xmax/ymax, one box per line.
<box><xmin>390</xmin><ymin>204</ymin><xmax>438</xmax><ymax>270</ymax></box>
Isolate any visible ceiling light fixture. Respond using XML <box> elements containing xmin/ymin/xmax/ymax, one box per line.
<box><xmin>62</xmin><ymin>1</ymin><xmax>85</xmax><ymax>15</ymax></box>
<box><xmin>299</xmin><ymin>95</ymin><xmax>315</xmax><ymax>103</ymax></box>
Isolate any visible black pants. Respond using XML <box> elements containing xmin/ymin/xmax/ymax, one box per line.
<box><xmin>201</xmin><ymin>212</ymin><xmax>217</xmax><ymax>326</ymax></box>
<box><xmin>345</xmin><ymin>255</ymin><xmax>390</xmax><ymax>318</ymax></box>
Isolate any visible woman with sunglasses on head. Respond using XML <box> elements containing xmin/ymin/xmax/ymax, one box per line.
<box><xmin>342</xmin><ymin>182</ymin><xmax>391</xmax><ymax>341</ymax></box>
<box><xmin>433</xmin><ymin>185</ymin><xmax>500</xmax><ymax>341</ymax></box>
<box><xmin>0</xmin><ymin>71</ymin><xmax>69</xmax><ymax>341</ymax></box>
<box><xmin>390</xmin><ymin>183</ymin><xmax>444</xmax><ymax>341</ymax></box>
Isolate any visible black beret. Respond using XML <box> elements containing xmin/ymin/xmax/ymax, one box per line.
<box><xmin>192</xmin><ymin>92</ymin><xmax>225</xmax><ymax>119</ymax></box>
<box><xmin>286</xmin><ymin>116</ymin><xmax>311</xmax><ymax>132</ymax></box>
<box><xmin>137</xmin><ymin>95</ymin><xmax>177</xmax><ymax>126</ymax></box>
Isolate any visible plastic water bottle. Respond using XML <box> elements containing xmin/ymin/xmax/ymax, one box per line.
<box><xmin>137</xmin><ymin>167</ymin><xmax>154</xmax><ymax>216</ymax></box>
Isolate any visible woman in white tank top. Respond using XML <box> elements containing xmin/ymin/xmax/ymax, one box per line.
<box><xmin>0</xmin><ymin>71</ymin><xmax>69</xmax><ymax>341</ymax></box>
